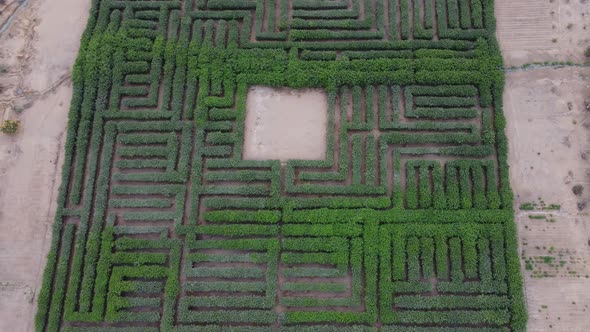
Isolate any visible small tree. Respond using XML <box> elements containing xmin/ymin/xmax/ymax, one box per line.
<box><xmin>0</xmin><ymin>119</ymin><xmax>19</xmax><ymax>135</ymax></box>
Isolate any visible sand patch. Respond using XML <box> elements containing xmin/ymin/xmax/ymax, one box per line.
<box><xmin>243</xmin><ymin>86</ymin><xmax>328</xmax><ymax>162</ymax></box>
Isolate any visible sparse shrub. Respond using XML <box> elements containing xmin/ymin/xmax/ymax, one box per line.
<box><xmin>0</xmin><ymin>119</ymin><xmax>19</xmax><ymax>135</ymax></box>
<box><xmin>572</xmin><ymin>184</ymin><xmax>584</xmax><ymax>196</ymax></box>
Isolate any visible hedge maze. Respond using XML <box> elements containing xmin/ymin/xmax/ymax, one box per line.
<box><xmin>36</xmin><ymin>0</ymin><xmax>526</xmax><ymax>331</ymax></box>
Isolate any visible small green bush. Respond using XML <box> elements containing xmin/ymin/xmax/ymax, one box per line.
<box><xmin>0</xmin><ymin>119</ymin><xmax>19</xmax><ymax>135</ymax></box>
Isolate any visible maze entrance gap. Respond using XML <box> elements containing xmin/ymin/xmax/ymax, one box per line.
<box><xmin>243</xmin><ymin>86</ymin><xmax>328</xmax><ymax>161</ymax></box>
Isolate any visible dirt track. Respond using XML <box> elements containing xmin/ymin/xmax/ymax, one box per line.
<box><xmin>0</xmin><ymin>0</ymin><xmax>588</xmax><ymax>331</ymax></box>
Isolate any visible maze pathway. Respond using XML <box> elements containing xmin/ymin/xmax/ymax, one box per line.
<box><xmin>35</xmin><ymin>0</ymin><xmax>526</xmax><ymax>331</ymax></box>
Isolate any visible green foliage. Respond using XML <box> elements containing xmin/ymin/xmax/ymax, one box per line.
<box><xmin>0</xmin><ymin>119</ymin><xmax>19</xmax><ymax>134</ymax></box>
<box><xmin>35</xmin><ymin>0</ymin><xmax>525</xmax><ymax>331</ymax></box>
<box><xmin>528</xmin><ymin>215</ymin><xmax>546</xmax><ymax>220</ymax></box>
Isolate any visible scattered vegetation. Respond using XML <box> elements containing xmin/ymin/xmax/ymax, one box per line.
<box><xmin>520</xmin><ymin>199</ymin><xmax>560</xmax><ymax>211</ymax></box>
<box><xmin>506</xmin><ymin>60</ymin><xmax>585</xmax><ymax>71</ymax></box>
<box><xmin>520</xmin><ymin>202</ymin><xmax>536</xmax><ymax>210</ymax></box>
<box><xmin>0</xmin><ymin>119</ymin><xmax>19</xmax><ymax>135</ymax></box>
<box><xmin>572</xmin><ymin>184</ymin><xmax>584</xmax><ymax>196</ymax></box>
<box><xmin>545</xmin><ymin>204</ymin><xmax>561</xmax><ymax>210</ymax></box>
<box><xmin>528</xmin><ymin>214</ymin><xmax>546</xmax><ymax>219</ymax></box>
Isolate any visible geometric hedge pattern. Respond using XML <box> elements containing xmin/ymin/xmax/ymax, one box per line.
<box><xmin>35</xmin><ymin>0</ymin><xmax>526</xmax><ymax>331</ymax></box>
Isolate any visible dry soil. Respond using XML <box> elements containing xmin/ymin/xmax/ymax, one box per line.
<box><xmin>497</xmin><ymin>0</ymin><xmax>590</xmax><ymax>330</ymax></box>
<box><xmin>243</xmin><ymin>86</ymin><xmax>328</xmax><ymax>162</ymax></box>
<box><xmin>0</xmin><ymin>0</ymin><xmax>90</xmax><ymax>331</ymax></box>
<box><xmin>505</xmin><ymin>66</ymin><xmax>590</xmax><ymax>332</ymax></box>
<box><xmin>496</xmin><ymin>0</ymin><xmax>590</xmax><ymax>67</ymax></box>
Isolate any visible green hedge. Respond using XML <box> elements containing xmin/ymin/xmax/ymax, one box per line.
<box><xmin>35</xmin><ymin>0</ymin><xmax>525</xmax><ymax>330</ymax></box>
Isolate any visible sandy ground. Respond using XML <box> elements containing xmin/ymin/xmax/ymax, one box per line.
<box><xmin>504</xmin><ymin>67</ymin><xmax>590</xmax><ymax>331</ymax></box>
<box><xmin>243</xmin><ymin>86</ymin><xmax>328</xmax><ymax>161</ymax></box>
<box><xmin>0</xmin><ymin>0</ymin><xmax>90</xmax><ymax>330</ymax></box>
<box><xmin>498</xmin><ymin>0</ymin><xmax>590</xmax><ymax>327</ymax></box>
<box><xmin>496</xmin><ymin>0</ymin><xmax>590</xmax><ymax>67</ymax></box>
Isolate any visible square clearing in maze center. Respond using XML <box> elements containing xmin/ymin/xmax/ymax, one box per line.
<box><xmin>243</xmin><ymin>86</ymin><xmax>329</xmax><ymax>161</ymax></box>
<box><xmin>35</xmin><ymin>0</ymin><xmax>527</xmax><ymax>331</ymax></box>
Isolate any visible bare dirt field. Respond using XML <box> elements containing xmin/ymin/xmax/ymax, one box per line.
<box><xmin>0</xmin><ymin>0</ymin><xmax>89</xmax><ymax>331</ymax></box>
<box><xmin>243</xmin><ymin>87</ymin><xmax>328</xmax><ymax>161</ymax></box>
<box><xmin>496</xmin><ymin>0</ymin><xmax>590</xmax><ymax>67</ymax></box>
